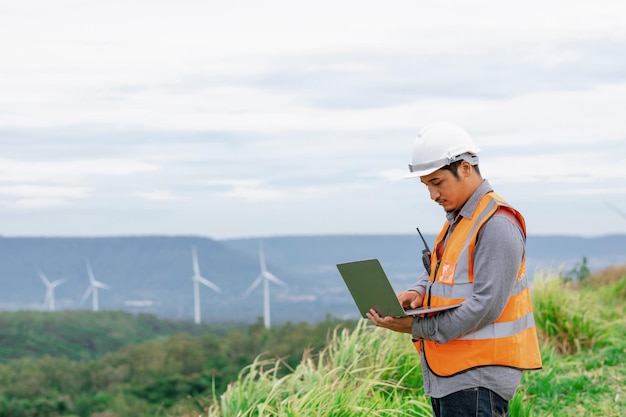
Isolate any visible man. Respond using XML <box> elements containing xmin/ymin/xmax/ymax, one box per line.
<box><xmin>366</xmin><ymin>122</ymin><xmax>542</xmax><ymax>417</ymax></box>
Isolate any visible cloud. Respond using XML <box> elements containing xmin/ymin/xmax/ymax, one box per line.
<box><xmin>0</xmin><ymin>0</ymin><xmax>625</xmax><ymax>237</ymax></box>
<box><xmin>204</xmin><ymin>179</ymin><xmax>263</xmax><ymax>188</ymax></box>
<box><xmin>132</xmin><ymin>190</ymin><xmax>175</xmax><ymax>201</ymax></box>
<box><xmin>0</xmin><ymin>185</ymin><xmax>91</xmax><ymax>198</ymax></box>
<box><xmin>0</xmin><ymin>158</ymin><xmax>159</xmax><ymax>183</ymax></box>
<box><xmin>241</xmin><ymin>40</ymin><xmax>626</xmax><ymax>110</ymax></box>
<box><xmin>378</xmin><ymin>169</ymin><xmax>408</xmax><ymax>182</ymax></box>
<box><xmin>200</xmin><ymin>178</ymin><xmax>284</xmax><ymax>201</ymax></box>
<box><xmin>0</xmin><ymin>184</ymin><xmax>92</xmax><ymax>208</ymax></box>
<box><xmin>1</xmin><ymin>1</ymin><xmax>625</xmax><ymax>131</ymax></box>
<box><xmin>202</xmin><ymin>176</ymin><xmax>371</xmax><ymax>202</ymax></box>
<box><xmin>222</xmin><ymin>186</ymin><xmax>284</xmax><ymax>201</ymax></box>
<box><xmin>546</xmin><ymin>186</ymin><xmax>626</xmax><ymax>197</ymax></box>
<box><xmin>9</xmin><ymin>198</ymin><xmax>74</xmax><ymax>209</ymax></box>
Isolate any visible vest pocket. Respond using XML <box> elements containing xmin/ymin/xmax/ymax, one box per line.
<box><xmin>437</xmin><ymin>262</ymin><xmax>456</xmax><ymax>285</ymax></box>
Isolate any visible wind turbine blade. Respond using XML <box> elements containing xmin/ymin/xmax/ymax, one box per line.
<box><xmin>195</xmin><ymin>276</ymin><xmax>221</xmax><ymax>293</ymax></box>
<box><xmin>50</xmin><ymin>279</ymin><xmax>66</xmax><ymax>288</ymax></box>
<box><xmin>243</xmin><ymin>275</ymin><xmax>264</xmax><ymax>297</ymax></box>
<box><xmin>258</xmin><ymin>241</ymin><xmax>267</xmax><ymax>273</ymax></box>
<box><xmin>81</xmin><ymin>287</ymin><xmax>92</xmax><ymax>303</ymax></box>
<box><xmin>38</xmin><ymin>270</ymin><xmax>51</xmax><ymax>286</ymax></box>
<box><xmin>86</xmin><ymin>259</ymin><xmax>96</xmax><ymax>283</ymax></box>
<box><xmin>191</xmin><ymin>245</ymin><xmax>201</xmax><ymax>276</ymax></box>
<box><xmin>93</xmin><ymin>281</ymin><xmax>110</xmax><ymax>290</ymax></box>
<box><xmin>264</xmin><ymin>272</ymin><xmax>287</xmax><ymax>287</ymax></box>
<box><xmin>605</xmin><ymin>201</ymin><xmax>626</xmax><ymax>220</ymax></box>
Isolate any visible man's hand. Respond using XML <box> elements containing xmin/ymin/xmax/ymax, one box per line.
<box><xmin>366</xmin><ymin>309</ymin><xmax>414</xmax><ymax>334</ymax></box>
<box><xmin>397</xmin><ymin>290</ymin><xmax>424</xmax><ymax>309</ymax></box>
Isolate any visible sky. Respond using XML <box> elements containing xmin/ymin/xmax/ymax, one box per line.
<box><xmin>0</xmin><ymin>0</ymin><xmax>625</xmax><ymax>239</ymax></box>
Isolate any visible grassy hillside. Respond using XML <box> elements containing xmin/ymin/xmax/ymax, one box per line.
<box><xmin>190</xmin><ymin>266</ymin><xmax>626</xmax><ymax>417</ymax></box>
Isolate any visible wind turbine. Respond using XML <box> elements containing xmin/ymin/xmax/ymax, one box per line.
<box><xmin>605</xmin><ymin>201</ymin><xmax>626</xmax><ymax>220</ymax></box>
<box><xmin>37</xmin><ymin>269</ymin><xmax>65</xmax><ymax>311</ymax></box>
<box><xmin>191</xmin><ymin>245</ymin><xmax>221</xmax><ymax>324</ymax></box>
<box><xmin>243</xmin><ymin>241</ymin><xmax>287</xmax><ymax>329</ymax></box>
<box><xmin>82</xmin><ymin>259</ymin><xmax>110</xmax><ymax>311</ymax></box>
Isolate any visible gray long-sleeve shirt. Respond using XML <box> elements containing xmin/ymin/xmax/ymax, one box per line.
<box><xmin>409</xmin><ymin>180</ymin><xmax>525</xmax><ymax>400</ymax></box>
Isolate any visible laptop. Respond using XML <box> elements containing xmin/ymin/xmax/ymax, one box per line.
<box><xmin>337</xmin><ymin>259</ymin><xmax>461</xmax><ymax>318</ymax></box>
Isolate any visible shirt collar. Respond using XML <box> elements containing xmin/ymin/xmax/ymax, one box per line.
<box><xmin>446</xmin><ymin>180</ymin><xmax>493</xmax><ymax>224</ymax></box>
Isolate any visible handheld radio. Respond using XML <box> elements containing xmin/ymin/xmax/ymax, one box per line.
<box><xmin>416</xmin><ymin>227</ymin><xmax>432</xmax><ymax>275</ymax></box>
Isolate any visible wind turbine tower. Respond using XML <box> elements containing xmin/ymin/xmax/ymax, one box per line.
<box><xmin>38</xmin><ymin>269</ymin><xmax>65</xmax><ymax>311</ymax></box>
<box><xmin>82</xmin><ymin>259</ymin><xmax>110</xmax><ymax>311</ymax></box>
<box><xmin>243</xmin><ymin>241</ymin><xmax>287</xmax><ymax>329</ymax></box>
<box><xmin>191</xmin><ymin>245</ymin><xmax>221</xmax><ymax>324</ymax></box>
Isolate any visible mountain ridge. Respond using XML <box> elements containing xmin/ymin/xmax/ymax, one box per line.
<box><xmin>0</xmin><ymin>234</ymin><xmax>624</xmax><ymax>324</ymax></box>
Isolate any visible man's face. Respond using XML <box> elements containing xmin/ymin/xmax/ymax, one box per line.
<box><xmin>419</xmin><ymin>167</ymin><xmax>467</xmax><ymax>212</ymax></box>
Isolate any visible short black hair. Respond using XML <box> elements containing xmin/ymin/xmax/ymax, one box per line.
<box><xmin>441</xmin><ymin>160</ymin><xmax>481</xmax><ymax>179</ymax></box>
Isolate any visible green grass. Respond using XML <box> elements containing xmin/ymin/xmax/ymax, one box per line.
<box><xmin>184</xmin><ymin>267</ymin><xmax>626</xmax><ymax>417</ymax></box>
<box><xmin>516</xmin><ymin>269</ymin><xmax>626</xmax><ymax>416</ymax></box>
<box><xmin>199</xmin><ymin>322</ymin><xmax>431</xmax><ymax>416</ymax></box>
<box><xmin>517</xmin><ymin>343</ymin><xmax>625</xmax><ymax>416</ymax></box>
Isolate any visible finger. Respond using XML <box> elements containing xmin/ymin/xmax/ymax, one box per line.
<box><xmin>411</xmin><ymin>296</ymin><xmax>423</xmax><ymax>308</ymax></box>
<box><xmin>366</xmin><ymin>309</ymin><xmax>379</xmax><ymax>321</ymax></box>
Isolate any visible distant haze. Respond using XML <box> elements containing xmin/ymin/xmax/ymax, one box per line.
<box><xmin>1</xmin><ymin>234</ymin><xmax>624</xmax><ymax>324</ymax></box>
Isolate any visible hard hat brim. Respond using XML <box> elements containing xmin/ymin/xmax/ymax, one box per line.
<box><xmin>405</xmin><ymin>153</ymin><xmax>479</xmax><ymax>179</ymax></box>
<box><xmin>404</xmin><ymin>165</ymin><xmax>442</xmax><ymax>179</ymax></box>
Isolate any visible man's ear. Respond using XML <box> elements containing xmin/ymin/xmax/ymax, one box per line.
<box><xmin>460</xmin><ymin>161</ymin><xmax>473</xmax><ymax>178</ymax></box>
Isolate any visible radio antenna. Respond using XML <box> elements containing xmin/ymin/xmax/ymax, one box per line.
<box><xmin>416</xmin><ymin>227</ymin><xmax>431</xmax><ymax>251</ymax></box>
<box><xmin>416</xmin><ymin>227</ymin><xmax>432</xmax><ymax>274</ymax></box>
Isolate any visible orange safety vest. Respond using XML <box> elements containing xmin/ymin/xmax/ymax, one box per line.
<box><xmin>413</xmin><ymin>191</ymin><xmax>542</xmax><ymax>377</ymax></box>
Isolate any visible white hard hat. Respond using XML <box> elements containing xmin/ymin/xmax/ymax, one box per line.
<box><xmin>406</xmin><ymin>122</ymin><xmax>481</xmax><ymax>178</ymax></box>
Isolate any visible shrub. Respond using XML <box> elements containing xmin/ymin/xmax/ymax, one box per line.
<box><xmin>531</xmin><ymin>274</ymin><xmax>614</xmax><ymax>354</ymax></box>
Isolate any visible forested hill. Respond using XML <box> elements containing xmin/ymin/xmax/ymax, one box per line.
<box><xmin>0</xmin><ymin>310</ymin><xmax>232</xmax><ymax>363</ymax></box>
<box><xmin>0</xmin><ymin>234</ymin><xmax>624</xmax><ymax>324</ymax></box>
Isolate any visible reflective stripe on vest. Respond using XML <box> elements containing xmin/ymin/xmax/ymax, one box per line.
<box><xmin>458</xmin><ymin>311</ymin><xmax>535</xmax><ymax>341</ymax></box>
<box><xmin>429</xmin><ymin>272</ymin><xmax>530</xmax><ymax>300</ymax></box>
<box><xmin>415</xmin><ymin>192</ymin><xmax>542</xmax><ymax>376</ymax></box>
